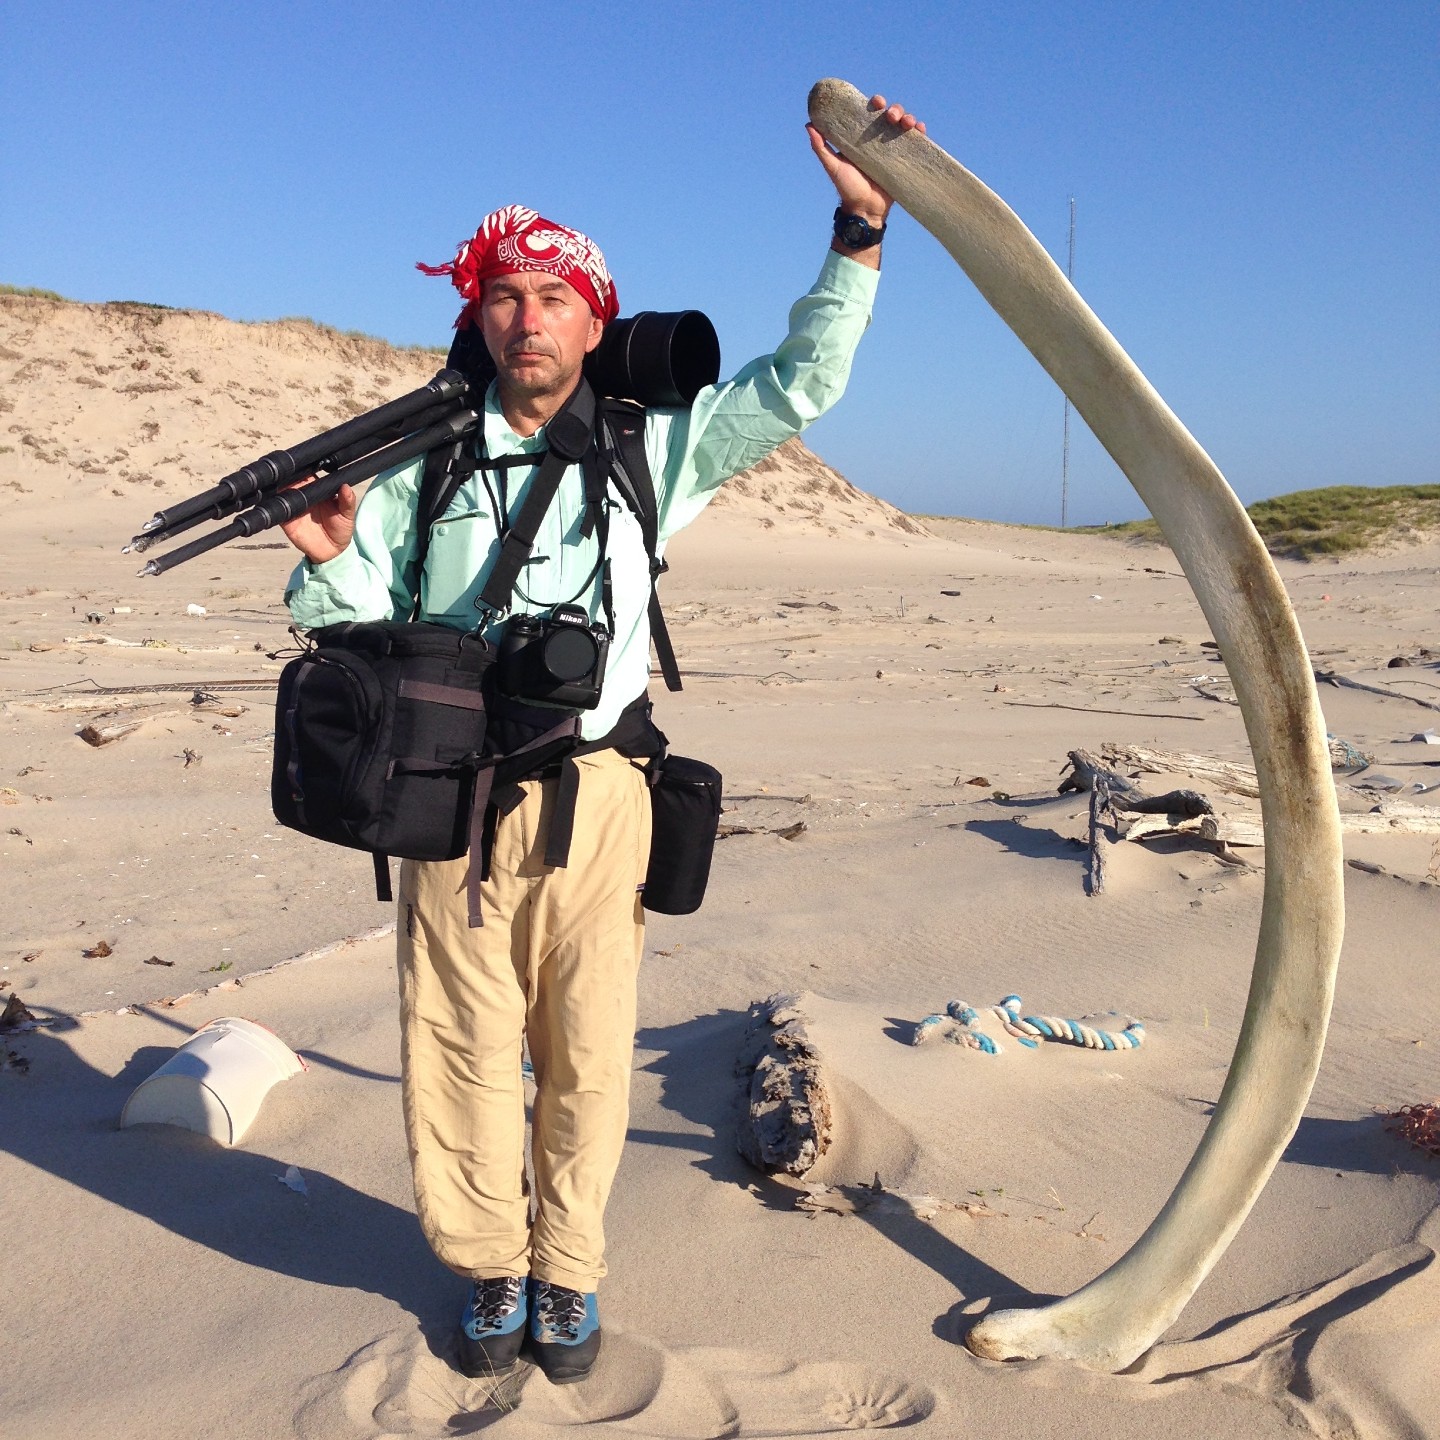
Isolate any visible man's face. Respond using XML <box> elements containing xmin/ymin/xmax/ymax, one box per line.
<box><xmin>479</xmin><ymin>271</ymin><xmax>604</xmax><ymax>403</ymax></box>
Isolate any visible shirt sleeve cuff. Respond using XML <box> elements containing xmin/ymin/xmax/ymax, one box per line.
<box><xmin>285</xmin><ymin>544</ymin><xmax>372</xmax><ymax>625</ymax></box>
<box><xmin>815</xmin><ymin>247</ymin><xmax>882</xmax><ymax>302</ymax></box>
<box><xmin>305</xmin><ymin>546</ymin><xmax>369</xmax><ymax>586</ymax></box>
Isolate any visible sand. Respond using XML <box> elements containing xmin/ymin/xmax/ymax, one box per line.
<box><xmin>2</xmin><ymin>294</ymin><xmax>1438</xmax><ymax>1439</ymax></box>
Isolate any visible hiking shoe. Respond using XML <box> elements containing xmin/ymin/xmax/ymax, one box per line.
<box><xmin>526</xmin><ymin>1280</ymin><xmax>601</xmax><ymax>1383</ymax></box>
<box><xmin>458</xmin><ymin>1275</ymin><xmax>528</xmax><ymax>1378</ymax></box>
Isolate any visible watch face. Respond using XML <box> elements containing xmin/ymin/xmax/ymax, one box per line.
<box><xmin>841</xmin><ymin>217</ymin><xmax>869</xmax><ymax>248</ymax></box>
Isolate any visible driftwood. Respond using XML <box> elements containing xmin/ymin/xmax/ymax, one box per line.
<box><xmin>1317</xmin><ymin>670</ymin><xmax>1440</xmax><ymax>714</ymax></box>
<box><xmin>1102</xmin><ymin>743</ymin><xmax>1261</xmax><ymax>798</ymax></box>
<box><xmin>1059</xmin><ymin>751</ymin><xmax>1215</xmax><ymax>896</ymax></box>
<box><xmin>77</xmin><ymin>719</ymin><xmax>146</xmax><ymax>747</ymax></box>
<box><xmin>1104</xmin><ymin>739</ymin><xmax>1374</xmax><ymax>793</ymax></box>
<box><xmin>1086</xmin><ymin>782</ymin><xmax>1112</xmax><ymax>896</ymax></box>
<box><xmin>735</xmin><ymin>995</ymin><xmax>832</xmax><ymax>1177</ymax></box>
<box><xmin>1004</xmin><ymin>700</ymin><xmax>1207</xmax><ymax>723</ymax></box>
<box><xmin>1059</xmin><ymin>750</ymin><xmax>1213</xmax><ymax>818</ymax></box>
<box><xmin>75</xmin><ymin>707</ymin><xmax>193</xmax><ymax>746</ymax></box>
<box><xmin>1191</xmin><ymin>683</ymin><xmax>1239</xmax><ymax>706</ymax></box>
<box><xmin>1124</xmin><ymin>799</ymin><xmax>1440</xmax><ymax>850</ymax></box>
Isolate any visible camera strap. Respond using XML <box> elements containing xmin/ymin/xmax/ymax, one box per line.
<box><xmin>473</xmin><ymin>379</ymin><xmax>596</xmax><ymax>618</ymax></box>
<box><xmin>580</xmin><ymin>445</ymin><xmax>617</xmax><ymax>638</ymax></box>
<box><xmin>475</xmin><ymin>445</ymin><xmax>548</xmax><ymax>543</ymax></box>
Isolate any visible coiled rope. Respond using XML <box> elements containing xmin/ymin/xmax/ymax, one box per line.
<box><xmin>911</xmin><ymin>994</ymin><xmax>1145</xmax><ymax>1054</ymax></box>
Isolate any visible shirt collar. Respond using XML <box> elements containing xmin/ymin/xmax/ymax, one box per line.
<box><xmin>482</xmin><ymin>380</ymin><xmax>550</xmax><ymax>457</ymax></box>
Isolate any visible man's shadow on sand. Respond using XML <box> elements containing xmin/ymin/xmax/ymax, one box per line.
<box><xmin>5</xmin><ymin>1016</ymin><xmax>456</xmax><ymax>1345</ymax></box>
<box><xmin>632</xmin><ymin>1009</ymin><xmax>1045</xmax><ymax>1340</ymax></box>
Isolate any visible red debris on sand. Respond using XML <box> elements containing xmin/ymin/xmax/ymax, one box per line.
<box><xmin>1383</xmin><ymin>1103</ymin><xmax>1440</xmax><ymax>1160</ymax></box>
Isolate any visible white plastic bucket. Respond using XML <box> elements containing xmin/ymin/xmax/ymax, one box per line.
<box><xmin>120</xmin><ymin>1016</ymin><xmax>306</xmax><ymax>1145</ymax></box>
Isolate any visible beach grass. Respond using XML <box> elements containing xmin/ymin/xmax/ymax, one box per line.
<box><xmin>1073</xmin><ymin>486</ymin><xmax>1440</xmax><ymax>559</ymax></box>
<box><xmin>1</xmin><ymin>283</ymin><xmax>69</xmax><ymax>301</ymax></box>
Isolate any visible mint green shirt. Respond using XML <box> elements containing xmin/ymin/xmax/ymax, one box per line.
<box><xmin>285</xmin><ymin>250</ymin><xmax>878</xmax><ymax>739</ymax></box>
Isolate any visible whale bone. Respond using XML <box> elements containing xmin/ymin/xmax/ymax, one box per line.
<box><xmin>807</xmin><ymin>77</ymin><xmax>1345</xmax><ymax>1373</ymax></box>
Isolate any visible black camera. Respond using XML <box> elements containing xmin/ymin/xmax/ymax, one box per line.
<box><xmin>497</xmin><ymin>605</ymin><xmax>610</xmax><ymax>710</ymax></box>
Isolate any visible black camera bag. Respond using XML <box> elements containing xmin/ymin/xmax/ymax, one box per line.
<box><xmin>272</xmin><ymin>620</ymin><xmax>493</xmax><ymax>861</ymax></box>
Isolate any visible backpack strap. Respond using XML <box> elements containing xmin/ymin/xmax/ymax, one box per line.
<box><xmin>600</xmin><ymin>398</ymin><xmax>682</xmax><ymax>693</ymax></box>
<box><xmin>410</xmin><ymin>440</ymin><xmax>475</xmax><ymax>620</ymax></box>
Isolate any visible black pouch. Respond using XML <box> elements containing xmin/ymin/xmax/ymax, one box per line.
<box><xmin>272</xmin><ymin>620</ymin><xmax>493</xmax><ymax>860</ymax></box>
<box><xmin>643</xmin><ymin>754</ymin><xmax>722</xmax><ymax>915</ymax></box>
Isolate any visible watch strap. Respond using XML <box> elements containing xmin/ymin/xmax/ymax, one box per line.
<box><xmin>833</xmin><ymin>206</ymin><xmax>887</xmax><ymax>250</ymax></box>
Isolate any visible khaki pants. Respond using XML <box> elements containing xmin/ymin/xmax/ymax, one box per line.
<box><xmin>395</xmin><ymin>747</ymin><xmax>651</xmax><ymax>1292</ymax></box>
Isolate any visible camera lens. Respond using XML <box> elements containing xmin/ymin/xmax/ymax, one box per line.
<box><xmin>541</xmin><ymin>626</ymin><xmax>598</xmax><ymax>683</ymax></box>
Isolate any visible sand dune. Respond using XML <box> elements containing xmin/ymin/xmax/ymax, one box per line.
<box><xmin>0</xmin><ymin>291</ymin><xmax>924</xmax><ymax>538</ymax></box>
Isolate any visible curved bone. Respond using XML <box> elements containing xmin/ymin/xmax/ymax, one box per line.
<box><xmin>808</xmin><ymin>78</ymin><xmax>1345</xmax><ymax>1372</ymax></box>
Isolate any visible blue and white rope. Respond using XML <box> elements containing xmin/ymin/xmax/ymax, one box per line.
<box><xmin>911</xmin><ymin>994</ymin><xmax>1145</xmax><ymax>1054</ymax></box>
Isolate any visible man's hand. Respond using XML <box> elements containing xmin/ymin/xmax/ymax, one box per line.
<box><xmin>807</xmin><ymin>93</ymin><xmax>924</xmax><ymax>269</ymax></box>
<box><xmin>279</xmin><ymin>481</ymin><xmax>358</xmax><ymax>565</ymax></box>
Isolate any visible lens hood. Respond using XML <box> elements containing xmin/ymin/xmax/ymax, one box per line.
<box><xmin>585</xmin><ymin>311</ymin><xmax>721</xmax><ymax>407</ymax></box>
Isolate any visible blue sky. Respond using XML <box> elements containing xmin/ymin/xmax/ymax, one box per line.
<box><xmin>3</xmin><ymin>1</ymin><xmax>1435</xmax><ymax>525</ymax></box>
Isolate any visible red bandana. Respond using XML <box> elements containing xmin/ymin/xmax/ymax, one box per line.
<box><xmin>416</xmin><ymin>205</ymin><xmax>619</xmax><ymax>326</ymax></box>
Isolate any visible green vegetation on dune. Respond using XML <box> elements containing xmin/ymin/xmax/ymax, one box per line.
<box><xmin>1076</xmin><ymin>485</ymin><xmax>1440</xmax><ymax>559</ymax></box>
<box><xmin>1245</xmin><ymin>485</ymin><xmax>1440</xmax><ymax>557</ymax></box>
<box><xmin>926</xmin><ymin>485</ymin><xmax>1440</xmax><ymax>560</ymax></box>
<box><xmin>1073</xmin><ymin>516</ymin><xmax>1163</xmax><ymax>543</ymax></box>
<box><xmin>1</xmin><ymin>283</ymin><xmax>68</xmax><ymax>301</ymax></box>
<box><xmin>276</xmin><ymin>315</ymin><xmax>446</xmax><ymax>352</ymax></box>
<box><xmin>2</xmin><ymin>285</ymin><xmax>445</xmax><ymax>354</ymax></box>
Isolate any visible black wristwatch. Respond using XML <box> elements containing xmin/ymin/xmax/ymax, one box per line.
<box><xmin>833</xmin><ymin>206</ymin><xmax>887</xmax><ymax>251</ymax></box>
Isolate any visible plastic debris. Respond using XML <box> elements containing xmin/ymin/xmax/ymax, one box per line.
<box><xmin>1412</xmin><ymin>730</ymin><xmax>1440</xmax><ymax>745</ymax></box>
<box><xmin>797</xmin><ymin>1178</ymin><xmax>952</xmax><ymax>1221</ymax></box>
<box><xmin>279</xmin><ymin>1165</ymin><xmax>309</xmax><ymax>1196</ymax></box>
<box><xmin>1383</xmin><ymin>1103</ymin><xmax>1440</xmax><ymax>1160</ymax></box>
<box><xmin>1328</xmin><ymin>734</ymin><xmax>1374</xmax><ymax>769</ymax></box>
<box><xmin>121</xmin><ymin>1017</ymin><xmax>306</xmax><ymax>1145</ymax></box>
<box><xmin>945</xmin><ymin>1002</ymin><xmax>1001</xmax><ymax>1053</ymax></box>
<box><xmin>185</xmin><ymin>604</ymin><xmax>207</xmax><ymax>618</ymax></box>
<box><xmin>910</xmin><ymin>1013</ymin><xmax>950</xmax><ymax>1045</ymax></box>
<box><xmin>1352</xmin><ymin>773</ymin><xmax>1407</xmax><ymax>793</ymax></box>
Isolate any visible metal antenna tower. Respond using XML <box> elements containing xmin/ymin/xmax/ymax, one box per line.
<box><xmin>1060</xmin><ymin>196</ymin><xmax>1076</xmax><ymax>527</ymax></box>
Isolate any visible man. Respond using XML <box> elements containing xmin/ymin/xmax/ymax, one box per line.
<box><xmin>281</xmin><ymin>93</ymin><xmax>923</xmax><ymax>1385</ymax></box>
